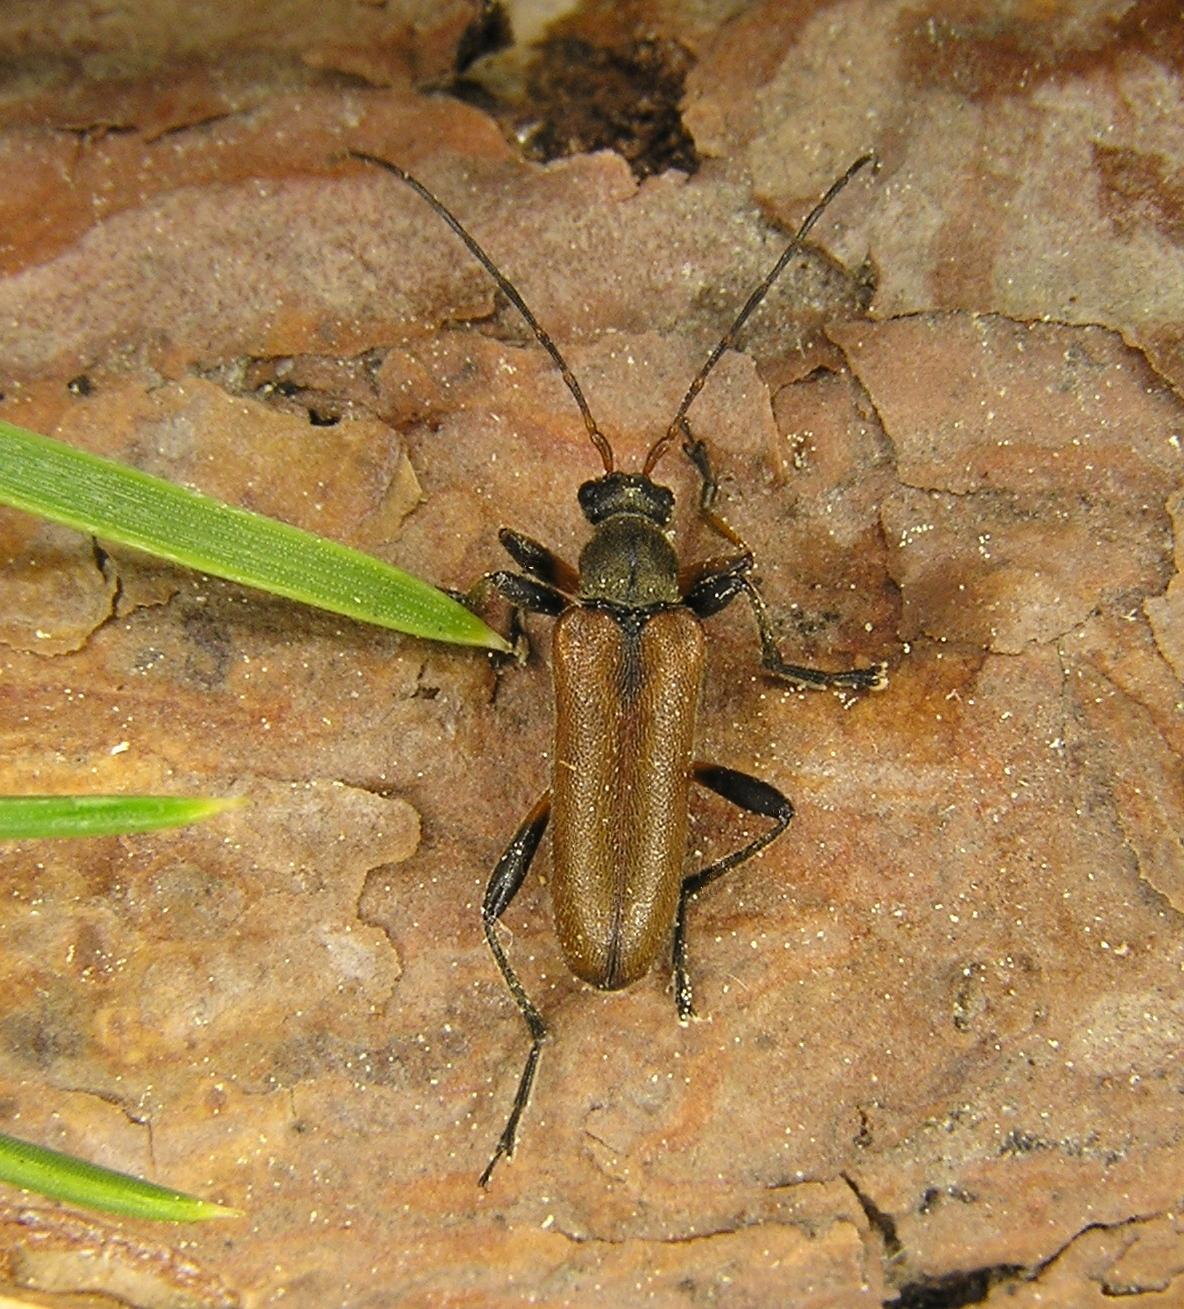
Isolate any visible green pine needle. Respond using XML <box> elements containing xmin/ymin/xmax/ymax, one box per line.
<box><xmin>0</xmin><ymin>794</ymin><xmax>243</xmax><ymax>840</ymax></box>
<box><xmin>0</xmin><ymin>418</ymin><xmax>508</xmax><ymax>651</ymax></box>
<box><xmin>0</xmin><ymin>1131</ymin><xmax>241</xmax><ymax>1221</ymax></box>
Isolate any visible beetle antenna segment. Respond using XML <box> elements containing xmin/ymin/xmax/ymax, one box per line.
<box><xmin>348</xmin><ymin>151</ymin><xmax>615</xmax><ymax>474</ymax></box>
<box><xmin>642</xmin><ymin>152</ymin><xmax>876</xmax><ymax>477</ymax></box>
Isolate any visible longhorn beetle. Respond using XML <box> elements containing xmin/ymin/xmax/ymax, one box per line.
<box><xmin>349</xmin><ymin>149</ymin><xmax>886</xmax><ymax>1184</ymax></box>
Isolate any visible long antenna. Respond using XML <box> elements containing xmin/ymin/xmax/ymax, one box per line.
<box><xmin>643</xmin><ymin>152</ymin><xmax>876</xmax><ymax>477</ymax></box>
<box><xmin>349</xmin><ymin>150</ymin><xmax>615</xmax><ymax>474</ymax></box>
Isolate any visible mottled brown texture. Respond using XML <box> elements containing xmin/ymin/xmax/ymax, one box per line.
<box><xmin>0</xmin><ymin>520</ymin><xmax>117</xmax><ymax>655</ymax></box>
<box><xmin>684</xmin><ymin>0</ymin><xmax>1184</xmax><ymax>391</ymax></box>
<box><xmin>0</xmin><ymin>1</ymin><xmax>1181</xmax><ymax>1306</ymax></box>
<box><xmin>551</xmin><ymin>605</ymin><xmax>704</xmax><ymax>987</ymax></box>
<box><xmin>0</xmin><ymin>1202</ymin><xmax>239</xmax><ymax>1307</ymax></box>
<box><xmin>0</xmin><ymin>0</ymin><xmax>482</xmax><ymax>88</ymax></box>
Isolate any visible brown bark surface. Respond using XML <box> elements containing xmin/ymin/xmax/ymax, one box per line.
<box><xmin>0</xmin><ymin>2</ymin><xmax>1181</xmax><ymax>1306</ymax></box>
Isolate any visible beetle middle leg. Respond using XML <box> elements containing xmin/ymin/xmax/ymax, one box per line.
<box><xmin>674</xmin><ymin>763</ymin><xmax>795</xmax><ymax>1021</ymax></box>
<box><xmin>738</xmin><ymin>573</ymin><xmax>886</xmax><ymax>690</ymax></box>
<box><xmin>452</xmin><ymin>553</ymin><xmax>572</xmax><ymax>666</ymax></box>
<box><xmin>678</xmin><ymin>414</ymin><xmax>886</xmax><ymax>692</ymax></box>
<box><xmin>479</xmin><ymin>792</ymin><xmax>551</xmax><ymax>1186</ymax></box>
<box><xmin>683</xmin><ymin>552</ymin><xmax>885</xmax><ymax>692</ymax></box>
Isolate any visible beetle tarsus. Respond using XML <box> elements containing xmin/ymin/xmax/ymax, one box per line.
<box><xmin>679</xmin><ymin>422</ymin><xmax>747</xmax><ymax>550</ymax></box>
<box><xmin>761</xmin><ymin>646</ymin><xmax>887</xmax><ymax>692</ymax></box>
<box><xmin>480</xmin><ymin>1035</ymin><xmax>544</xmax><ymax>1187</ymax></box>
<box><xmin>506</xmin><ymin>607</ymin><xmax>530</xmax><ymax>666</ymax></box>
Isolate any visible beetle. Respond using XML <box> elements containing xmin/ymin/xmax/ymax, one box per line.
<box><xmin>349</xmin><ymin>149</ymin><xmax>886</xmax><ymax>1184</ymax></box>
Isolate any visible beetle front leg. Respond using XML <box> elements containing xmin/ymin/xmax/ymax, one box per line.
<box><xmin>675</xmin><ymin>763</ymin><xmax>794</xmax><ymax>1022</ymax></box>
<box><xmin>480</xmin><ymin>792</ymin><xmax>551</xmax><ymax>1187</ymax></box>
<box><xmin>677</xmin><ymin>417</ymin><xmax>748</xmax><ymax>551</ymax></box>
<box><xmin>498</xmin><ymin>528</ymin><xmax>580</xmax><ymax>594</ymax></box>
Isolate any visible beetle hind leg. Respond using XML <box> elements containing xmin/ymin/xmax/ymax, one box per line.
<box><xmin>675</xmin><ymin>763</ymin><xmax>794</xmax><ymax>1022</ymax></box>
<box><xmin>479</xmin><ymin>792</ymin><xmax>551</xmax><ymax>1187</ymax></box>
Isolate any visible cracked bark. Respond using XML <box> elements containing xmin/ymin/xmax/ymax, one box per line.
<box><xmin>1</xmin><ymin>3</ymin><xmax>1182</xmax><ymax>1307</ymax></box>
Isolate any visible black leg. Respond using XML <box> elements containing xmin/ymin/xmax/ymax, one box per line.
<box><xmin>448</xmin><ymin>569</ymin><xmax>568</xmax><ymax>668</ymax></box>
<box><xmin>457</xmin><ymin>570</ymin><xmax>568</xmax><ymax>618</ymax></box>
<box><xmin>479</xmin><ymin>792</ymin><xmax>551</xmax><ymax>1187</ymax></box>
<box><xmin>684</xmin><ymin>558</ymin><xmax>884</xmax><ymax>692</ymax></box>
<box><xmin>498</xmin><ymin>528</ymin><xmax>580</xmax><ymax>594</ymax></box>
<box><xmin>675</xmin><ymin>763</ymin><xmax>794</xmax><ymax>1021</ymax></box>
<box><xmin>737</xmin><ymin>574</ymin><xmax>886</xmax><ymax>691</ymax></box>
<box><xmin>487</xmin><ymin>571</ymin><xmax>568</xmax><ymax>617</ymax></box>
<box><xmin>678</xmin><ymin>417</ymin><xmax>748</xmax><ymax>550</ymax></box>
<box><xmin>681</xmin><ymin>552</ymin><xmax>753</xmax><ymax>617</ymax></box>
<box><xmin>678</xmin><ymin>417</ymin><xmax>886</xmax><ymax>693</ymax></box>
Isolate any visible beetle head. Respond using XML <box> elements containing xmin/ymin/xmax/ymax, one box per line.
<box><xmin>578</xmin><ymin>472</ymin><xmax>674</xmax><ymax>527</ymax></box>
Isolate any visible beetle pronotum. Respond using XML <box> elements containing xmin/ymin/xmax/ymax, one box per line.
<box><xmin>350</xmin><ymin>149</ymin><xmax>886</xmax><ymax>1184</ymax></box>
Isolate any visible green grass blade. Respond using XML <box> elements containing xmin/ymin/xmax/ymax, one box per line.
<box><xmin>0</xmin><ymin>419</ymin><xmax>508</xmax><ymax>651</ymax></box>
<box><xmin>0</xmin><ymin>794</ymin><xmax>242</xmax><ymax>840</ymax></box>
<box><xmin>0</xmin><ymin>1131</ymin><xmax>241</xmax><ymax>1221</ymax></box>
